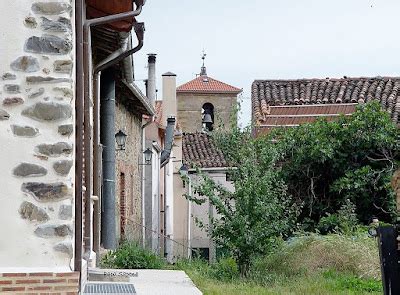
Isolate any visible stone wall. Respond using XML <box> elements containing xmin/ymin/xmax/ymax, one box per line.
<box><xmin>115</xmin><ymin>100</ymin><xmax>143</xmax><ymax>242</ymax></box>
<box><xmin>0</xmin><ymin>0</ymin><xmax>75</xmax><ymax>269</ymax></box>
<box><xmin>177</xmin><ymin>93</ymin><xmax>237</xmax><ymax>133</ymax></box>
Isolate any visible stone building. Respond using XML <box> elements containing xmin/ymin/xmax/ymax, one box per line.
<box><xmin>177</xmin><ymin>64</ymin><xmax>242</xmax><ymax>133</ymax></box>
<box><xmin>0</xmin><ymin>0</ymin><xmax>153</xmax><ymax>293</ymax></box>
<box><xmin>171</xmin><ymin>62</ymin><xmax>241</xmax><ymax>260</ymax></box>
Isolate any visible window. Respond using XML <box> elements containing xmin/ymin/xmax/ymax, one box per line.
<box><xmin>202</xmin><ymin>103</ymin><xmax>214</xmax><ymax>131</ymax></box>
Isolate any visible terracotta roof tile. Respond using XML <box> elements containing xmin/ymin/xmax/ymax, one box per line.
<box><xmin>252</xmin><ymin>77</ymin><xmax>400</xmax><ymax>125</ymax></box>
<box><xmin>182</xmin><ymin>132</ymin><xmax>228</xmax><ymax>168</ymax></box>
<box><xmin>177</xmin><ymin>75</ymin><xmax>242</xmax><ymax>94</ymax></box>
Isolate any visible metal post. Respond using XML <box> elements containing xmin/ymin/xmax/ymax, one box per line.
<box><xmin>209</xmin><ymin>199</ymin><xmax>216</xmax><ymax>263</ymax></box>
<box><xmin>377</xmin><ymin>226</ymin><xmax>400</xmax><ymax>294</ymax></box>
<box><xmin>100</xmin><ymin>68</ymin><xmax>117</xmax><ymax>250</ymax></box>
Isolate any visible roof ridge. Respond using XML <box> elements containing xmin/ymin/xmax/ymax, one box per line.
<box><xmin>253</xmin><ymin>76</ymin><xmax>400</xmax><ymax>83</ymax></box>
<box><xmin>177</xmin><ymin>75</ymin><xmax>242</xmax><ymax>93</ymax></box>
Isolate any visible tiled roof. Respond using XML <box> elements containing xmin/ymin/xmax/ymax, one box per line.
<box><xmin>183</xmin><ymin>133</ymin><xmax>228</xmax><ymax>168</ymax></box>
<box><xmin>177</xmin><ymin>75</ymin><xmax>242</xmax><ymax>94</ymax></box>
<box><xmin>252</xmin><ymin>77</ymin><xmax>400</xmax><ymax>125</ymax></box>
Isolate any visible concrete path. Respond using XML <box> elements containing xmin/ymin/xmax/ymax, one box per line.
<box><xmin>88</xmin><ymin>268</ymin><xmax>203</xmax><ymax>295</ymax></box>
<box><xmin>130</xmin><ymin>270</ymin><xmax>202</xmax><ymax>295</ymax></box>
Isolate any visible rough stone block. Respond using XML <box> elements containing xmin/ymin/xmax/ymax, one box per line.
<box><xmin>21</xmin><ymin>182</ymin><xmax>70</xmax><ymax>202</ymax></box>
<box><xmin>32</xmin><ymin>2</ymin><xmax>72</xmax><ymax>15</ymax></box>
<box><xmin>22</xmin><ymin>102</ymin><xmax>72</xmax><ymax>121</ymax></box>
<box><xmin>58</xmin><ymin>204</ymin><xmax>72</xmax><ymax>220</ymax></box>
<box><xmin>24</xmin><ymin>16</ymin><xmax>38</xmax><ymax>28</ymax></box>
<box><xmin>26</xmin><ymin>76</ymin><xmax>71</xmax><ymax>84</ymax></box>
<box><xmin>25</xmin><ymin>35</ymin><xmax>72</xmax><ymax>55</ymax></box>
<box><xmin>58</xmin><ymin>124</ymin><xmax>73</xmax><ymax>136</ymax></box>
<box><xmin>54</xmin><ymin>87</ymin><xmax>73</xmax><ymax>98</ymax></box>
<box><xmin>11</xmin><ymin>56</ymin><xmax>40</xmax><ymax>73</ymax></box>
<box><xmin>2</xmin><ymin>73</ymin><xmax>17</xmax><ymax>80</ymax></box>
<box><xmin>4</xmin><ymin>84</ymin><xmax>21</xmax><ymax>94</ymax></box>
<box><xmin>11</xmin><ymin>125</ymin><xmax>39</xmax><ymax>137</ymax></box>
<box><xmin>3</xmin><ymin>97</ymin><xmax>24</xmax><ymax>106</ymax></box>
<box><xmin>34</xmin><ymin>224</ymin><xmax>72</xmax><ymax>238</ymax></box>
<box><xmin>0</xmin><ymin>109</ymin><xmax>10</xmax><ymax>120</ymax></box>
<box><xmin>19</xmin><ymin>201</ymin><xmax>49</xmax><ymax>222</ymax></box>
<box><xmin>54</xmin><ymin>60</ymin><xmax>73</xmax><ymax>74</ymax></box>
<box><xmin>53</xmin><ymin>160</ymin><xmax>72</xmax><ymax>176</ymax></box>
<box><xmin>36</xmin><ymin>142</ymin><xmax>72</xmax><ymax>157</ymax></box>
<box><xmin>13</xmin><ymin>163</ymin><xmax>47</xmax><ymax>177</ymax></box>
<box><xmin>41</xmin><ymin>17</ymin><xmax>71</xmax><ymax>32</ymax></box>
<box><xmin>28</xmin><ymin>88</ymin><xmax>45</xmax><ymax>99</ymax></box>
<box><xmin>54</xmin><ymin>241</ymin><xmax>73</xmax><ymax>256</ymax></box>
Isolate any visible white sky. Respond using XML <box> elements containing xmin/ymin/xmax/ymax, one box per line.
<box><xmin>134</xmin><ymin>0</ymin><xmax>400</xmax><ymax>127</ymax></box>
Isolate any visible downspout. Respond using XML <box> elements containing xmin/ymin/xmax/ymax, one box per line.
<box><xmin>74</xmin><ymin>0</ymin><xmax>84</xmax><ymax>273</ymax></box>
<box><xmin>100</xmin><ymin>68</ymin><xmax>116</xmax><ymax>250</ymax></box>
<box><xmin>85</xmin><ymin>3</ymin><xmax>144</xmax><ymax>254</ymax></box>
<box><xmin>92</xmin><ymin>22</ymin><xmax>144</xmax><ymax>255</ymax></box>
<box><xmin>160</xmin><ymin>117</ymin><xmax>176</xmax><ymax>168</ymax></box>
<box><xmin>141</xmin><ymin>119</ymin><xmax>152</xmax><ymax>248</ymax></box>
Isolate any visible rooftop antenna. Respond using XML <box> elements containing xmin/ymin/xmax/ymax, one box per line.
<box><xmin>200</xmin><ymin>49</ymin><xmax>207</xmax><ymax>76</ymax></box>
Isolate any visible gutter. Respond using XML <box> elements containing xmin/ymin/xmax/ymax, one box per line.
<box><xmin>160</xmin><ymin>117</ymin><xmax>176</xmax><ymax>168</ymax></box>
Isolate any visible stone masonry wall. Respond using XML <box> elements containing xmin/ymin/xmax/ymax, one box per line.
<box><xmin>115</xmin><ymin>100</ymin><xmax>143</xmax><ymax>242</ymax></box>
<box><xmin>0</xmin><ymin>0</ymin><xmax>75</xmax><ymax>269</ymax></box>
<box><xmin>177</xmin><ymin>92</ymin><xmax>237</xmax><ymax>133</ymax></box>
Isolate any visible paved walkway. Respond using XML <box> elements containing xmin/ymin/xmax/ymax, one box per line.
<box><xmin>88</xmin><ymin>269</ymin><xmax>203</xmax><ymax>295</ymax></box>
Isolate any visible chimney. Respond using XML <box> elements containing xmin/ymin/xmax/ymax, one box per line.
<box><xmin>147</xmin><ymin>53</ymin><xmax>157</xmax><ymax>106</ymax></box>
<box><xmin>162</xmin><ymin>72</ymin><xmax>177</xmax><ymax>121</ymax></box>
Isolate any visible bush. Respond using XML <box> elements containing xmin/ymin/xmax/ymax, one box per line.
<box><xmin>209</xmin><ymin>257</ymin><xmax>239</xmax><ymax>281</ymax></box>
<box><xmin>101</xmin><ymin>242</ymin><xmax>166</xmax><ymax>269</ymax></box>
<box><xmin>317</xmin><ymin>199</ymin><xmax>359</xmax><ymax>234</ymax></box>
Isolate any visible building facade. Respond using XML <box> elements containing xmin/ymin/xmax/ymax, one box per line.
<box><xmin>0</xmin><ymin>0</ymin><xmax>153</xmax><ymax>293</ymax></box>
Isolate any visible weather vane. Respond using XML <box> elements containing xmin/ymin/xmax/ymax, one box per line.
<box><xmin>201</xmin><ymin>49</ymin><xmax>207</xmax><ymax>67</ymax></box>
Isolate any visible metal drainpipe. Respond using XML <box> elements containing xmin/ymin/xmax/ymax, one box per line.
<box><xmin>160</xmin><ymin>117</ymin><xmax>176</xmax><ymax>167</ymax></box>
<box><xmin>100</xmin><ymin>68</ymin><xmax>117</xmax><ymax>249</ymax></box>
<box><xmin>74</xmin><ymin>0</ymin><xmax>84</xmax><ymax>273</ymax></box>
<box><xmin>92</xmin><ymin>24</ymin><xmax>144</xmax><ymax>252</ymax></box>
<box><xmin>83</xmin><ymin>3</ymin><xmax>144</xmax><ymax>254</ymax></box>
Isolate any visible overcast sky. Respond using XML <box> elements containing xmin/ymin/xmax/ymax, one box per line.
<box><xmin>134</xmin><ymin>0</ymin><xmax>400</xmax><ymax>127</ymax></box>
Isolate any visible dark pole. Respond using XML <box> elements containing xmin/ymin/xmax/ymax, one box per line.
<box><xmin>74</xmin><ymin>0</ymin><xmax>84</xmax><ymax>272</ymax></box>
<box><xmin>100</xmin><ymin>68</ymin><xmax>117</xmax><ymax>249</ymax></box>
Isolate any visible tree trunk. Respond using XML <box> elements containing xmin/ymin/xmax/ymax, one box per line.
<box><xmin>238</xmin><ymin>259</ymin><xmax>250</xmax><ymax>278</ymax></box>
<box><xmin>391</xmin><ymin>169</ymin><xmax>400</xmax><ymax>212</ymax></box>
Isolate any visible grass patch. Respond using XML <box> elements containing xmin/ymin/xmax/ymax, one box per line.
<box><xmin>176</xmin><ymin>234</ymin><xmax>382</xmax><ymax>294</ymax></box>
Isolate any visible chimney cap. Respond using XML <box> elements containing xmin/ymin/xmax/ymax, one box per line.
<box><xmin>162</xmin><ymin>72</ymin><xmax>176</xmax><ymax>77</ymax></box>
<box><xmin>148</xmin><ymin>53</ymin><xmax>157</xmax><ymax>63</ymax></box>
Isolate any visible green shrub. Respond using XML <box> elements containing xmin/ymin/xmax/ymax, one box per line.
<box><xmin>101</xmin><ymin>242</ymin><xmax>166</xmax><ymax>269</ymax></box>
<box><xmin>209</xmin><ymin>257</ymin><xmax>239</xmax><ymax>281</ymax></box>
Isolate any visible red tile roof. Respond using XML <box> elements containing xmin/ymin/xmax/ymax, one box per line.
<box><xmin>252</xmin><ymin>77</ymin><xmax>400</xmax><ymax>125</ymax></box>
<box><xmin>183</xmin><ymin>132</ymin><xmax>228</xmax><ymax>168</ymax></box>
<box><xmin>177</xmin><ymin>75</ymin><xmax>242</xmax><ymax>94</ymax></box>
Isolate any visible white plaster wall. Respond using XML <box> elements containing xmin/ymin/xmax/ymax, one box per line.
<box><xmin>0</xmin><ymin>0</ymin><xmax>75</xmax><ymax>268</ymax></box>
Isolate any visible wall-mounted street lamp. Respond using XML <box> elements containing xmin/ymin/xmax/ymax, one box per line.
<box><xmin>115</xmin><ymin>130</ymin><xmax>127</xmax><ymax>151</ymax></box>
<box><xmin>143</xmin><ymin>148</ymin><xmax>153</xmax><ymax>165</ymax></box>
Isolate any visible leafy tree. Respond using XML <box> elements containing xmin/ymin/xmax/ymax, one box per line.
<box><xmin>185</xmin><ymin>126</ymin><xmax>298</xmax><ymax>277</ymax></box>
<box><xmin>267</xmin><ymin>101</ymin><xmax>399</xmax><ymax>224</ymax></box>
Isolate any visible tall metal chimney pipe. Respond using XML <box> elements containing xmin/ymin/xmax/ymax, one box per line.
<box><xmin>147</xmin><ymin>53</ymin><xmax>157</xmax><ymax>106</ymax></box>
